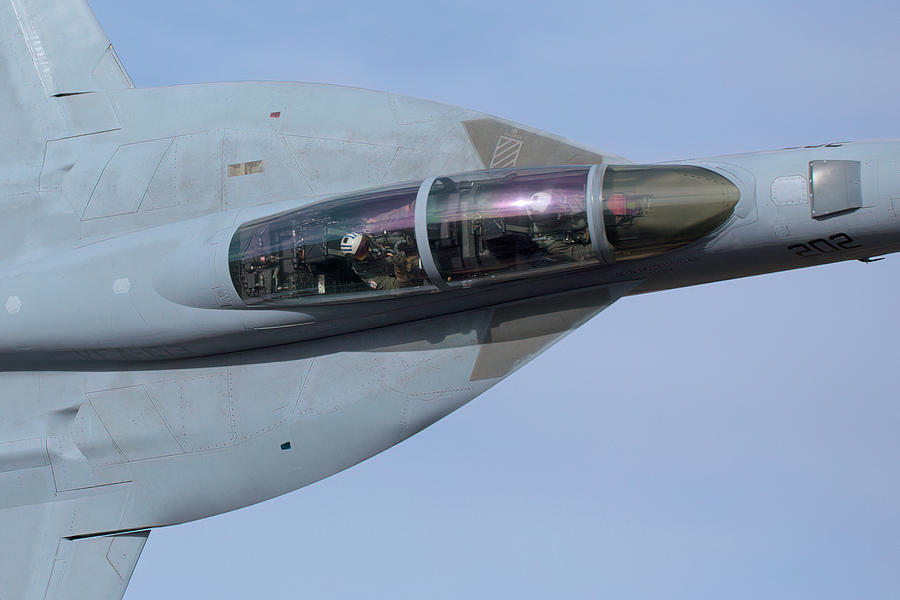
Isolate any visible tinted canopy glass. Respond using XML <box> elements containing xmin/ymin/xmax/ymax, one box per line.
<box><xmin>601</xmin><ymin>165</ymin><xmax>739</xmax><ymax>260</ymax></box>
<box><xmin>229</xmin><ymin>185</ymin><xmax>432</xmax><ymax>304</ymax></box>
<box><xmin>425</xmin><ymin>168</ymin><xmax>596</xmax><ymax>285</ymax></box>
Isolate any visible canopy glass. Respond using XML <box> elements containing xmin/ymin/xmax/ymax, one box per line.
<box><xmin>227</xmin><ymin>164</ymin><xmax>740</xmax><ymax>305</ymax></box>
<box><xmin>601</xmin><ymin>165</ymin><xmax>740</xmax><ymax>260</ymax></box>
<box><xmin>228</xmin><ymin>184</ymin><xmax>432</xmax><ymax>304</ymax></box>
<box><xmin>425</xmin><ymin>168</ymin><xmax>596</xmax><ymax>285</ymax></box>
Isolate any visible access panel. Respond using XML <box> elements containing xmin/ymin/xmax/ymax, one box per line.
<box><xmin>809</xmin><ymin>160</ymin><xmax>862</xmax><ymax>218</ymax></box>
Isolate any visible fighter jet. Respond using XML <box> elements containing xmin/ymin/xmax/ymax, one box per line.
<box><xmin>0</xmin><ymin>1</ymin><xmax>897</xmax><ymax>598</ymax></box>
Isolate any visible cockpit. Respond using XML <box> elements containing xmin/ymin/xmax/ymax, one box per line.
<box><xmin>425</xmin><ymin>167</ymin><xmax>596</xmax><ymax>285</ymax></box>
<box><xmin>228</xmin><ymin>184</ymin><xmax>433</xmax><ymax>304</ymax></box>
<box><xmin>228</xmin><ymin>164</ymin><xmax>740</xmax><ymax>305</ymax></box>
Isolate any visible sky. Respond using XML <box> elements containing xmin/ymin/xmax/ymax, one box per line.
<box><xmin>83</xmin><ymin>1</ymin><xmax>900</xmax><ymax>598</ymax></box>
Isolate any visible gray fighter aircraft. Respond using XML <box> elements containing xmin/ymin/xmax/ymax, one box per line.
<box><xmin>0</xmin><ymin>1</ymin><xmax>897</xmax><ymax>598</ymax></box>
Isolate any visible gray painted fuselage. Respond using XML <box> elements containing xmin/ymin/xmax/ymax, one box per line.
<box><xmin>1</xmin><ymin>61</ymin><xmax>899</xmax><ymax>600</ymax></box>
<box><xmin>2</xmin><ymin>77</ymin><xmax>898</xmax><ymax>516</ymax></box>
<box><xmin>0</xmin><ymin>83</ymin><xmax>896</xmax><ymax>365</ymax></box>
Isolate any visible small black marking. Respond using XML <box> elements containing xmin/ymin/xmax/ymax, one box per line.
<box><xmin>280</xmin><ymin>442</ymin><xmax>292</xmax><ymax>450</ymax></box>
<box><xmin>787</xmin><ymin>232</ymin><xmax>861</xmax><ymax>258</ymax></box>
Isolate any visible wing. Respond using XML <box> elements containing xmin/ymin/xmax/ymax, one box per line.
<box><xmin>0</xmin><ymin>502</ymin><xmax>148</xmax><ymax>600</ymax></box>
<box><xmin>0</xmin><ymin>5</ymin><xmax>145</xmax><ymax>597</ymax></box>
<box><xmin>0</xmin><ymin>0</ymin><xmax>132</xmax><ymax>199</ymax></box>
<box><xmin>4</xmin><ymin>0</ymin><xmax>132</xmax><ymax>97</ymax></box>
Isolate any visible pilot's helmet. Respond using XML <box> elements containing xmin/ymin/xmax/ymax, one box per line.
<box><xmin>341</xmin><ymin>232</ymin><xmax>369</xmax><ymax>259</ymax></box>
<box><xmin>528</xmin><ymin>191</ymin><xmax>552</xmax><ymax>214</ymax></box>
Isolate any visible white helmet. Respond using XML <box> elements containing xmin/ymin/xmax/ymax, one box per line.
<box><xmin>512</xmin><ymin>191</ymin><xmax>553</xmax><ymax>214</ymax></box>
<box><xmin>341</xmin><ymin>232</ymin><xmax>369</xmax><ymax>259</ymax></box>
<box><xmin>528</xmin><ymin>191</ymin><xmax>553</xmax><ymax>213</ymax></box>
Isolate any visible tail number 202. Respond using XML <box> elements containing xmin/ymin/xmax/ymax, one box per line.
<box><xmin>788</xmin><ymin>233</ymin><xmax>861</xmax><ymax>257</ymax></box>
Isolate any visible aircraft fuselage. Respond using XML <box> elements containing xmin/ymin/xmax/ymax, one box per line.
<box><xmin>0</xmin><ymin>117</ymin><xmax>896</xmax><ymax>367</ymax></box>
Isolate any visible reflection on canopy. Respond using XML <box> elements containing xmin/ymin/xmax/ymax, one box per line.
<box><xmin>227</xmin><ymin>164</ymin><xmax>741</xmax><ymax>305</ymax></box>
<box><xmin>425</xmin><ymin>168</ymin><xmax>596</xmax><ymax>285</ymax></box>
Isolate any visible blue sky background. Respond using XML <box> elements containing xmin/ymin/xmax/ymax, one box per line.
<box><xmin>85</xmin><ymin>1</ymin><xmax>900</xmax><ymax>597</ymax></box>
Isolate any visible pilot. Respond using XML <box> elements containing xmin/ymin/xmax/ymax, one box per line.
<box><xmin>524</xmin><ymin>191</ymin><xmax>594</xmax><ymax>262</ymax></box>
<box><xmin>341</xmin><ymin>232</ymin><xmax>421</xmax><ymax>290</ymax></box>
<box><xmin>386</xmin><ymin>236</ymin><xmax>424</xmax><ymax>287</ymax></box>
